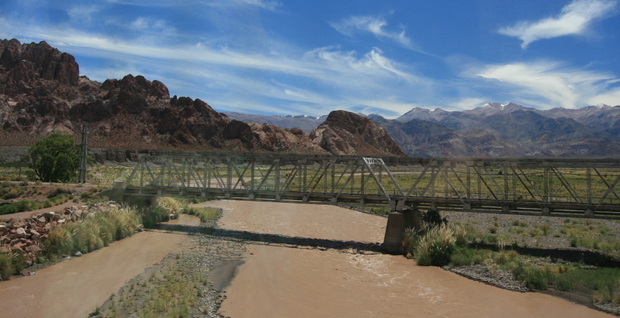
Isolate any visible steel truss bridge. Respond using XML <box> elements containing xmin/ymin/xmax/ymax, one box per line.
<box><xmin>123</xmin><ymin>152</ymin><xmax>620</xmax><ymax>219</ymax></box>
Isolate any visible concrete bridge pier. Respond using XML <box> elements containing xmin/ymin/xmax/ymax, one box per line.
<box><xmin>381</xmin><ymin>207</ymin><xmax>423</xmax><ymax>254</ymax></box>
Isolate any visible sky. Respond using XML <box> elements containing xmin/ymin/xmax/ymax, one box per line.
<box><xmin>1</xmin><ymin>0</ymin><xmax>619</xmax><ymax>118</ymax></box>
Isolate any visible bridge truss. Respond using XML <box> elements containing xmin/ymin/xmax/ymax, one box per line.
<box><xmin>123</xmin><ymin>153</ymin><xmax>620</xmax><ymax>219</ymax></box>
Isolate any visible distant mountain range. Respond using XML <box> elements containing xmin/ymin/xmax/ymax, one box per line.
<box><xmin>228</xmin><ymin>102</ymin><xmax>620</xmax><ymax>158</ymax></box>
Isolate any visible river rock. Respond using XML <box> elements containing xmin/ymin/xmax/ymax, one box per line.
<box><xmin>15</xmin><ymin>227</ymin><xmax>27</xmax><ymax>238</ymax></box>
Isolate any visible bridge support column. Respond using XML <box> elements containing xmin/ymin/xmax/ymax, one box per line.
<box><xmin>381</xmin><ymin>207</ymin><xmax>423</xmax><ymax>254</ymax></box>
<box><xmin>542</xmin><ymin>207</ymin><xmax>550</xmax><ymax>215</ymax></box>
<box><xmin>585</xmin><ymin>208</ymin><xmax>594</xmax><ymax>217</ymax></box>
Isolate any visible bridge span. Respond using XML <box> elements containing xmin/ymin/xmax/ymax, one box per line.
<box><xmin>122</xmin><ymin>152</ymin><xmax>620</xmax><ymax>220</ymax></box>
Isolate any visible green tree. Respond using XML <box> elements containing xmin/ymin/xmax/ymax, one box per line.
<box><xmin>24</xmin><ymin>133</ymin><xmax>80</xmax><ymax>182</ymax></box>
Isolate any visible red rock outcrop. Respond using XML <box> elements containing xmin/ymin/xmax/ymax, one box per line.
<box><xmin>308</xmin><ymin>110</ymin><xmax>405</xmax><ymax>156</ymax></box>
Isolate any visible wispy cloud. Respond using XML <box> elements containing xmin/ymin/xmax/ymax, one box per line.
<box><xmin>304</xmin><ymin>46</ymin><xmax>418</xmax><ymax>83</ymax></box>
<box><xmin>5</xmin><ymin>16</ymin><xmax>424</xmax><ymax>116</ymax></box>
<box><xmin>449</xmin><ymin>98</ymin><xmax>489</xmax><ymax>111</ymax></box>
<box><xmin>498</xmin><ymin>0</ymin><xmax>617</xmax><ymax>49</ymax></box>
<box><xmin>331</xmin><ymin>15</ymin><xmax>423</xmax><ymax>52</ymax></box>
<box><xmin>237</xmin><ymin>0</ymin><xmax>280</xmax><ymax>10</ymax></box>
<box><xmin>105</xmin><ymin>0</ymin><xmax>280</xmax><ymax>10</ymax></box>
<box><xmin>67</xmin><ymin>4</ymin><xmax>102</xmax><ymax>23</ymax></box>
<box><xmin>476</xmin><ymin>61</ymin><xmax>617</xmax><ymax>108</ymax></box>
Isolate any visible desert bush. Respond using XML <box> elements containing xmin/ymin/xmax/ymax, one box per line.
<box><xmin>422</xmin><ymin>209</ymin><xmax>447</xmax><ymax>227</ymax></box>
<box><xmin>414</xmin><ymin>224</ymin><xmax>457</xmax><ymax>266</ymax></box>
<box><xmin>157</xmin><ymin>197</ymin><xmax>184</xmax><ymax>216</ymax></box>
<box><xmin>449</xmin><ymin>247</ymin><xmax>487</xmax><ymax>266</ymax></box>
<box><xmin>44</xmin><ymin>206</ymin><xmax>141</xmax><ymax>259</ymax></box>
<box><xmin>0</xmin><ymin>204</ymin><xmax>17</xmax><ymax>215</ymax></box>
<box><xmin>402</xmin><ymin>208</ymin><xmax>469</xmax><ymax>266</ymax></box>
<box><xmin>141</xmin><ymin>206</ymin><xmax>170</xmax><ymax>228</ymax></box>
<box><xmin>182</xmin><ymin>206</ymin><xmax>221</xmax><ymax>222</ymax></box>
<box><xmin>47</xmin><ymin>187</ymin><xmax>72</xmax><ymax>198</ymax></box>
<box><xmin>10</xmin><ymin>250</ymin><xmax>27</xmax><ymax>274</ymax></box>
<box><xmin>45</xmin><ymin>226</ymin><xmax>75</xmax><ymax>258</ymax></box>
<box><xmin>0</xmin><ymin>252</ymin><xmax>12</xmax><ymax>280</ymax></box>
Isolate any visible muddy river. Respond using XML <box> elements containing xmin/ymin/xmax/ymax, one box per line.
<box><xmin>209</xmin><ymin>201</ymin><xmax>612</xmax><ymax>318</ymax></box>
<box><xmin>0</xmin><ymin>201</ymin><xmax>613</xmax><ymax>317</ymax></box>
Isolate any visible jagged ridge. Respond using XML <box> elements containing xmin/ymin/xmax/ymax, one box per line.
<box><xmin>0</xmin><ymin>39</ymin><xmax>405</xmax><ymax>157</ymax></box>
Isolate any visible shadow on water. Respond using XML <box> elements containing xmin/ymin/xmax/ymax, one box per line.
<box><xmin>155</xmin><ymin>223</ymin><xmax>383</xmax><ymax>253</ymax></box>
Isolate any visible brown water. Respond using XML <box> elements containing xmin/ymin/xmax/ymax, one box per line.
<box><xmin>0</xmin><ymin>214</ymin><xmax>199</xmax><ymax>318</ymax></box>
<box><xmin>210</xmin><ymin>201</ymin><xmax>613</xmax><ymax>318</ymax></box>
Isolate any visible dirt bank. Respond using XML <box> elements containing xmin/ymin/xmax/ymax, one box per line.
<box><xmin>0</xmin><ymin>214</ymin><xmax>200</xmax><ymax>318</ymax></box>
<box><xmin>211</xmin><ymin>201</ymin><xmax>613</xmax><ymax>318</ymax></box>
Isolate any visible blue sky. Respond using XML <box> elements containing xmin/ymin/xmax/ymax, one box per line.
<box><xmin>1</xmin><ymin>0</ymin><xmax>619</xmax><ymax>118</ymax></box>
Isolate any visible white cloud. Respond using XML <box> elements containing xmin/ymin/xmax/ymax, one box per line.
<box><xmin>304</xmin><ymin>46</ymin><xmax>418</xmax><ymax>83</ymax></box>
<box><xmin>588</xmin><ymin>88</ymin><xmax>620</xmax><ymax>105</ymax></box>
<box><xmin>105</xmin><ymin>0</ymin><xmax>280</xmax><ymax>10</ymax></box>
<box><xmin>476</xmin><ymin>61</ymin><xmax>616</xmax><ymax>109</ymax></box>
<box><xmin>237</xmin><ymin>0</ymin><xmax>280</xmax><ymax>10</ymax></box>
<box><xmin>331</xmin><ymin>15</ymin><xmax>418</xmax><ymax>50</ymax></box>
<box><xmin>498</xmin><ymin>0</ymin><xmax>617</xmax><ymax>48</ymax></box>
<box><xmin>67</xmin><ymin>5</ymin><xmax>102</xmax><ymax>23</ymax></box>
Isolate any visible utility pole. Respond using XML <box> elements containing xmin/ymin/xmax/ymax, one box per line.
<box><xmin>78</xmin><ymin>123</ymin><xmax>88</xmax><ymax>183</ymax></box>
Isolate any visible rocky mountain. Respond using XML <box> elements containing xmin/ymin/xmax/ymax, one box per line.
<box><xmin>309</xmin><ymin>111</ymin><xmax>405</xmax><ymax>157</ymax></box>
<box><xmin>0</xmin><ymin>39</ymin><xmax>404</xmax><ymax>157</ymax></box>
<box><xmin>382</xmin><ymin>102</ymin><xmax>620</xmax><ymax>158</ymax></box>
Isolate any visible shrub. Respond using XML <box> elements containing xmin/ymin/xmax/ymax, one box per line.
<box><xmin>449</xmin><ymin>246</ymin><xmax>487</xmax><ymax>266</ymax></box>
<box><xmin>44</xmin><ymin>206</ymin><xmax>141</xmax><ymax>260</ymax></box>
<box><xmin>141</xmin><ymin>206</ymin><xmax>170</xmax><ymax>228</ymax></box>
<box><xmin>45</xmin><ymin>226</ymin><xmax>75</xmax><ymax>257</ymax></box>
<box><xmin>23</xmin><ymin>133</ymin><xmax>80</xmax><ymax>183</ymax></box>
<box><xmin>414</xmin><ymin>224</ymin><xmax>457</xmax><ymax>266</ymax></box>
<box><xmin>0</xmin><ymin>204</ymin><xmax>17</xmax><ymax>215</ymax></box>
<box><xmin>0</xmin><ymin>252</ymin><xmax>12</xmax><ymax>280</ymax></box>
<box><xmin>47</xmin><ymin>187</ymin><xmax>71</xmax><ymax>198</ymax></box>
<box><xmin>182</xmin><ymin>206</ymin><xmax>221</xmax><ymax>222</ymax></box>
<box><xmin>11</xmin><ymin>250</ymin><xmax>27</xmax><ymax>274</ymax></box>
<box><xmin>157</xmin><ymin>197</ymin><xmax>184</xmax><ymax>216</ymax></box>
<box><xmin>402</xmin><ymin>208</ymin><xmax>469</xmax><ymax>267</ymax></box>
